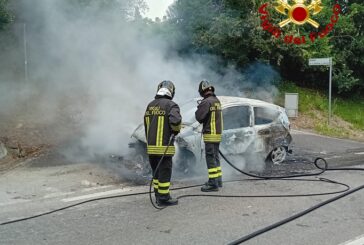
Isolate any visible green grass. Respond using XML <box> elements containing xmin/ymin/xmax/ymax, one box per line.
<box><xmin>277</xmin><ymin>81</ymin><xmax>364</xmax><ymax>132</ymax></box>
<box><xmin>333</xmin><ymin>98</ymin><xmax>364</xmax><ymax>130</ymax></box>
<box><xmin>314</xmin><ymin>122</ymin><xmax>351</xmax><ymax>138</ymax></box>
<box><xmin>277</xmin><ymin>82</ymin><xmax>328</xmax><ymax>113</ymax></box>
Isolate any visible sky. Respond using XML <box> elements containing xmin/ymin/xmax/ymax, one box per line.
<box><xmin>144</xmin><ymin>0</ymin><xmax>174</xmax><ymax>19</ymax></box>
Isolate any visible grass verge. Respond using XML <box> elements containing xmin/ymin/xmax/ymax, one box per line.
<box><xmin>276</xmin><ymin>81</ymin><xmax>364</xmax><ymax>141</ymax></box>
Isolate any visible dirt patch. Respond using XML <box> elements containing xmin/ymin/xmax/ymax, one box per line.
<box><xmin>0</xmin><ymin>108</ymin><xmax>83</xmax><ymax>173</ymax></box>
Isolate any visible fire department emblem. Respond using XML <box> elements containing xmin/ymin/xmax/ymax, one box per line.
<box><xmin>275</xmin><ymin>0</ymin><xmax>324</xmax><ymax>28</ymax></box>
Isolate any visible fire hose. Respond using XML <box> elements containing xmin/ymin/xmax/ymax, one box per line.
<box><xmin>1</xmin><ymin>142</ymin><xmax>364</xmax><ymax>245</ymax></box>
<box><xmin>218</xmin><ymin>150</ymin><xmax>364</xmax><ymax>244</ymax></box>
<box><xmin>148</xmin><ymin>134</ymin><xmax>175</xmax><ymax>210</ymax></box>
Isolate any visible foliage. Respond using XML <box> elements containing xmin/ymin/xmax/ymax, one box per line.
<box><xmin>0</xmin><ymin>0</ymin><xmax>11</xmax><ymax>30</ymax></box>
<box><xmin>163</xmin><ymin>0</ymin><xmax>364</xmax><ymax>95</ymax></box>
<box><xmin>62</xmin><ymin>0</ymin><xmax>147</xmax><ymax>20</ymax></box>
<box><xmin>333</xmin><ymin>97</ymin><xmax>364</xmax><ymax>130</ymax></box>
<box><xmin>164</xmin><ymin>0</ymin><xmax>221</xmax><ymax>53</ymax></box>
<box><xmin>0</xmin><ymin>0</ymin><xmax>363</xmax><ymax>95</ymax></box>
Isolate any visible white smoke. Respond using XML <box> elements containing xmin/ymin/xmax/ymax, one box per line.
<box><xmin>0</xmin><ymin>0</ymin><xmax>280</xmax><ymax>168</ymax></box>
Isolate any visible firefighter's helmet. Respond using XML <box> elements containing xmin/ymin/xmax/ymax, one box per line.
<box><xmin>157</xmin><ymin>80</ymin><xmax>175</xmax><ymax>99</ymax></box>
<box><xmin>198</xmin><ymin>80</ymin><xmax>215</xmax><ymax>97</ymax></box>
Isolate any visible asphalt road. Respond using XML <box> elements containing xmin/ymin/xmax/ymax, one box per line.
<box><xmin>0</xmin><ymin>130</ymin><xmax>363</xmax><ymax>245</ymax></box>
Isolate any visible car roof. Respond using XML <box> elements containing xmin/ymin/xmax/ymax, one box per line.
<box><xmin>217</xmin><ymin>96</ymin><xmax>282</xmax><ymax>110</ymax></box>
<box><xmin>179</xmin><ymin>96</ymin><xmax>285</xmax><ymax>125</ymax></box>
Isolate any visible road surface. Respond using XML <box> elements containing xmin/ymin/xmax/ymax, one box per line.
<box><xmin>0</xmin><ymin>130</ymin><xmax>363</xmax><ymax>245</ymax></box>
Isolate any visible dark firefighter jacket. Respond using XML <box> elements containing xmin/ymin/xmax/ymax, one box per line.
<box><xmin>144</xmin><ymin>96</ymin><xmax>182</xmax><ymax>156</ymax></box>
<box><xmin>195</xmin><ymin>94</ymin><xmax>223</xmax><ymax>143</ymax></box>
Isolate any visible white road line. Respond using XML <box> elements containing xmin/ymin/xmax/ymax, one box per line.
<box><xmin>354</xmin><ymin>152</ymin><xmax>364</xmax><ymax>155</ymax></box>
<box><xmin>61</xmin><ymin>188</ymin><xmax>131</xmax><ymax>202</ymax></box>
<box><xmin>0</xmin><ymin>199</ymin><xmax>30</xmax><ymax>207</ymax></box>
<box><xmin>325</xmin><ymin>155</ymin><xmax>342</xmax><ymax>160</ymax></box>
<box><xmin>81</xmin><ymin>185</ymin><xmax>113</xmax><ymax>192</ymax></box>
<box><xmin>339</xmin><ymin>234</ymin><xmax>364</xmax><ymax>245</ymax></box>
<box><xmin>43</xmin><ymin>185</ymin><xmax>113</xmax><ymax>199</ymax></box>
<box><xmin>43</xmin><ymin>191</ymin><xmax>75</xmax><ymax>199</ymax></box>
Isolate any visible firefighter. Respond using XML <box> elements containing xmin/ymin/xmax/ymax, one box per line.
<box><xmin>195</xmin><ymin>80</ymin><xmax>223</xmax><ymax>192</ymax></box>
<box><xmin>144</xmin><ymin>80</ymin><xmax>182</xmax><ymax>206</ymax></box>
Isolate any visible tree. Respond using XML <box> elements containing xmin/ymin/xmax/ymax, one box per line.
<box><xmin>0</xmin><ymin>0</ymin><xmax>11</xmax><ymax>30</ymax></box>
<box><xmin>162</xmin><ymin>0</ymin><xmax>364</xmax><ymax>95</ymax></box>
<box><xmin>64</xmin><ymin>0</ymin><xmax>147</xmax><ymax>20</ymax></box>
<box><xmin>164</xmin><ymin>0</ymin><xmax>222</xmax><ymax>53</ymax></box>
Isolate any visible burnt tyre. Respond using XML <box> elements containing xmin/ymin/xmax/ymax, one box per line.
<box><xmin>269</xmin><ymin>146</ymin><xmax>287</xmax><ymax>164</ymax></box>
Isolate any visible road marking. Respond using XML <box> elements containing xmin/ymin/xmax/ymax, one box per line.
<box><xmin>354</xmin><ymin>152</ymin><xmax>364</xmax><ymax>155</ymax></box>
<box><xmin>0</xmin><ymin>199</ymin><xmax>30</xmax><ymax>207</ymax></box>
<box><xmin>339</xmin><ymin>234</ymin><xmax>364</xmax><ymax>245</ymax></box>
<box><xmin>43</xmin><ymin>185</ymin><xmax>114</xmax><ymax>199</ymax></box>
<box><xmin>61</xmin><ymin>188</ymin><xmax>131</xmax><ymax>202</ymax></box>
<box><xmin>325</xmin><ymin>155</ymin><xmax>342</xmax><ymax>160</ymax></box>
<box><xmin>43</xmin><ymin>191</ymin><xmax>75</xmax><ymax>199</ymax></box>
<box><xmin>81</xmin><ymin>185</ymin><xmax>113</xmax><ymax>192</ymax></box>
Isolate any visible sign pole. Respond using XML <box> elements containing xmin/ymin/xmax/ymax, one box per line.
<box><xmin>328</xmin><ymin>58</ymin><xmax>332</xmax><ymax>125</ymax></box>
<box><xmin>308</xmin><ymin>57</ymin><xmax>333</xmax><ymax>125</ymax></box>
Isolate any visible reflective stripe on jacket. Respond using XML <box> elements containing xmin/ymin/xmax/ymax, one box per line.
<box><xmin>144</xmin><ymin>96</ymin><xmax>182</xmax><ymax>156</ymax></box>
<box><xmin>195</xmin><ymin>95</ymin><xmax>223</xmax><ymax>143</ymax></box>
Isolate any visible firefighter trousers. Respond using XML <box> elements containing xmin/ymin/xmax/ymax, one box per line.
<box><xmin>149</xmin><ymin>156</ymin><xmax>173</xmax><ymax>200</ymax></box>
<box><xmin>205</xmin><ymin>143</ymin><xmax>222</xmax><ymax>183</ymax></box>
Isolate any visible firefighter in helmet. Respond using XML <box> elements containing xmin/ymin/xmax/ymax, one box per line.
<box><xmin>144</xmin><ymin>80</ymin><xmax>182</xmax><ymax>206</ymax></box>
<box><xmin>195</xmin><ymin>80</ymin><xmax>223</xmax><ymax>191</ymax></box>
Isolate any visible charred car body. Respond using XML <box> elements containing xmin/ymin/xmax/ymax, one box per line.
<box><xmin>129</xmin><ymin>96</ymin><xmax>292</xmax><ymax>175</ymax></box>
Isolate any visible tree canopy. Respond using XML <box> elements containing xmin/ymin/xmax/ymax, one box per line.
<box><xmin>160</xmin><ymin>0</ymin><xmax>364</xmax><ymax>95</ymax></box>
<box><xmin>0</xmin><ymin>0</ymin><xmax>363</xmax><ymax>95</ymax></box>
<box><xmin>0</xmin><ymin>0</ymin><xmax>11</xmax><ymax>29</ymax></box>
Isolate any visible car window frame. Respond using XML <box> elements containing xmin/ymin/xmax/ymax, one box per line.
<box><xmin>252</xmin><ymin>106</ymin><xmax>280</xmax><ymax>126</ymax></box>
<box><xmin>221</xmin><ymin>104</ymin><xmax>253</xmax><ymax>131</ymax></box>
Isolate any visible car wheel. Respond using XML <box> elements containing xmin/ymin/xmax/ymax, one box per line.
<box><xmin>270</xmin><ymin>146</ymin><xmax>287</xmax><ymax>164</ymax></box>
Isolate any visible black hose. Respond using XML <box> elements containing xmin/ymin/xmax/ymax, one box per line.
<box><xmin>148</xmin><ymin>135</ymin><xmax>175</xmax><ymax>210</ymax></box>
<box><xmin>2</xmin><ymin>143</ymin><xmax>363</xmax><ymax>234</ymax></box>
<box><xmin>228</xmin><ymin>183</ymin><xmax>364</xmax><ymax>245</ymax></box>
<box><xmin>0</xmin><ymin>191</ymin><xmax>151</xmax><ymax>226</ymax></box>
<box><xmin>219</xmin><ymin>150</ymin><xmax>328</xmax><ymax>179</ymax></box>
<box><xmin>2</xmin><ymin>177</ymin><xmax>349</xmax><ymax>226</ymax></box>
<box><xmin>314</xmin><ymin>160</ymin><xmax>364</xmax><ymax>171</ymax></box>
<box><xmin>219</xmin><ymin>150</ymin><xmax>364</xmax><ymax>244</ymax></box>
<box><xmin>177</xmin><ymin>178</ymin><xmax>350</xmax><ymax>200</ymax></box>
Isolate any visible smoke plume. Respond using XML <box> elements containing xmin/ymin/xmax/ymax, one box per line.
<box><xmin>0</xmin><ymin>0</ymin><xmax>280</xmax><ymax>177</ymax></box>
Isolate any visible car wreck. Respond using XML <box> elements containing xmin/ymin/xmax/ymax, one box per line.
<box><xmin>129</xmin><ymin>96</ymin><xmax>292</xmax><ymax>175</ymax></box>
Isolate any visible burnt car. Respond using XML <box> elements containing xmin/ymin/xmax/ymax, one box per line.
<box><xmin>129</xmin><ymin>96</ymin><xmax>292</xmax><ymax>175</ymax></box>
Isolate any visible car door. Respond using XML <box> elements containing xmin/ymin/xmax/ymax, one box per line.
<box><xmin>252</xmin><ymin>106</ymin><xmax>277</xmax><ymax>154</ymax></box>
<box><xmin>253</xmin><ymin>106</ymin><xmax>292</xmax><ymax>154</ymax></box>
<box><xmin>220</xmin><ymin>105</ymin><xmax>255</xmax><ymax>154</ymax></box>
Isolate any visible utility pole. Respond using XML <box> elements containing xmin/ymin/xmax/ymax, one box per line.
<box><xmin>23</xmin><ymin>23</ymin><xmax>29</xmax><ymax>83</ymax></box>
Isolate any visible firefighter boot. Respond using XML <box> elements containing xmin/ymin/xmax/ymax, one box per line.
<box><xmin>201</xmin><ymin>179</ymin><xmax>219</xmax><ymax>192</ymax></box>
<box><xmin>217</xmin><ymin>177</ymin><xmax>223</xmax><ymax>188</ymax></box>
<box><xmin>158</xmin><ymin>194</ymin><xmax>178</xmax><ymax>206</ymax></box>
